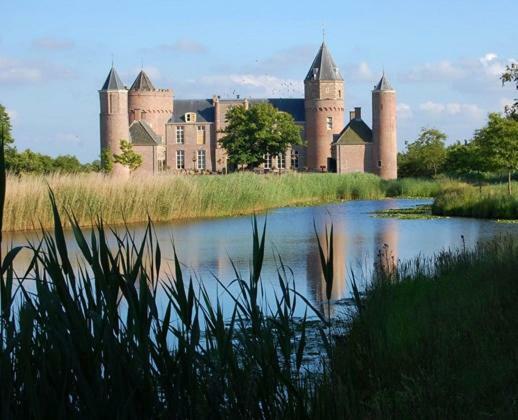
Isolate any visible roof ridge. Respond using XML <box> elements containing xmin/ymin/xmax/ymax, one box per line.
<box><xmin>305</xmin><ymin>42</ymin><xmax>343</xmax><ymax>82</ymax></box>
<box><xmin>101</xmin><ymin>67</ymin><xmax>125</xmax><ymax>90</ymax></box>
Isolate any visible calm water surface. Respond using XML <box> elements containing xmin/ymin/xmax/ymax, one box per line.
<box><xmin>5</xmin><ymin>199</ymin><xmax>518</xmax><ymax>316</ymax></box>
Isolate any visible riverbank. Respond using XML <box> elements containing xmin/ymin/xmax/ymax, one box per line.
<box><xmin>1</xmin><ymin>197</ymin><xmax>516</xmax><ymax>417</ymax></box>
<box><xmin>432</xmin><ymin>182</ymin><xmax>518</xmax><ymax>219</ymax></box>
<box><xmin>4</xmin><ymin>172</ymin><xmax>448</xmax><ymax>232</ymax></box>
<box><xmin>319</xmin><ymin>236</ymin><xmax>518</xmax><ymax>418</ymax></box>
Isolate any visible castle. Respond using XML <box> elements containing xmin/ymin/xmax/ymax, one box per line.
<box><xmin>99</xmin><ymin>42</ymin><xmax>397</xmax><ymax>179</ymax></box>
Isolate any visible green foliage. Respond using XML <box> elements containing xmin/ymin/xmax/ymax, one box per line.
<box><xmin>220</xmin><ymin>103</ymin><xmax>302</xmax><ymax>168</ymax></box>
<box><xmin>501</xmin><ymin>63</ymin><xmax>518</xmax><ymax>119</ymax></box>
<box><xmin>398</xmin><ymin>128</ymin><xmax>447</xmax><ymax>177</ymax></box>
<box><xmin>0</xmin><ymin>104</ymin><xmax>14</xmax><ymax>146</ymax></box>
<box><xmin>472</xmin><ymin>113</ymin><xmax>518</xmax><ymax>194</ymax></box>
<box><xmin>100</xmin><ymin>148</ymin><xmax>114</xmax><ymax>173</ymax></box>
<box><xmin>113</xmin><ymin>139</ymin><xmax>143</xmax><ymax>171</ymax></box>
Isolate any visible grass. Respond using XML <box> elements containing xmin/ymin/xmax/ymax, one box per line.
<box><xmin>372</xmin><ymin>204</ymin><xmax>446</xmax><ymax>220</ymax></box>
<box><xmin>318</xmin><ymin>237</ymin><xmax>518</xmax><ymax>418</ymax></box>
<box><xmin>432</xmin><ymin>182</ymin><xmax>518</xmax><ymax>219</ymax></box>
<box><xmin>4</xmin><ymin>172</ymin><xmax>453</xmax><ymax>232</ymax></box>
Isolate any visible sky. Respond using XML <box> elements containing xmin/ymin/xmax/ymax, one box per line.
<box><xmin>1</xmin><ymin>0</ymin><xmax>517</xmax><ymax>162</ymax></box>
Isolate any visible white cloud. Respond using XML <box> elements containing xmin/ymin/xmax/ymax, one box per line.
<box><xmin>347</xmin><ymin>61</ymin><xmax>373</xmax><ymax>82</ymax></box>
<box><xmin>195</xmin><ymin>74</ymin><xmax>303</xmax><ymax>97</ymax></box>
<box><xmin>419</xmin><ymin>101</ymin><xmax>484</xmax><ymax>119</ymax></box>
<box><xmin>397</xmin><ymin>103</ymin><xmax>413</xmax><ymax>119</ymax></box>
<box><xmin>32</xmin><ymin>37</ymin><xmax>74</xmax><ymax>51</ymax></box>
<box><xmin>0</xmin><ymin>55</ymin><xmax>74</xmax><ymax>84</ymax></box>
<box><xmin>402</xmin><ymin>60</ymin><xmax>464</xmax><ymax>82</ymax></box>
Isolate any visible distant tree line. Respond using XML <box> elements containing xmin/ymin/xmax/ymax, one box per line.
<box><xmin>399</xmin><ymin>66</ymin><xmax>518</xmax><ymax>194</ymax></box>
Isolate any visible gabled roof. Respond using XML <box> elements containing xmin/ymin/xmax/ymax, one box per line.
<box><xmin>130</xmin><ymin>70</ymin><xmax>155</xmax><ymax>91</ymax></box>
<box><xmin>170</xmin><ymin>100</ymin><xmax>215</xmax><ymax>123</ymax></box>
<box><xmin>374</xmin><ymin>73</ymin><xmax>394</xmax><ymax>91</ymax></box>
<box><xmin>334</xmin><ymin>118</ymin><xmax>372</xmax><ymax>145</ymax></box>
<box><xmin>305</xmin><ymin>42</ymin><xmax>343</xmax><ymax>82</ymax></box>
<box><xmin>101</xmin><ymin>67</ymin><xmax>125</xmax><ymax>90</ymax></box>
<box><xmin>129</xmin><ymin>120</ymin><xmax>162</xmax><ymax>145</ymax></box>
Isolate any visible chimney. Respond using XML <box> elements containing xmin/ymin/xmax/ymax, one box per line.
<box><xmin>349</xmin><ymin>110</ymin><xmax>355</xmax><ymax>121</ymax></box>
<box><xmin>354</xmin><ymin>107</ymin><xmax>361</xmax><ymax>120</ymax></box>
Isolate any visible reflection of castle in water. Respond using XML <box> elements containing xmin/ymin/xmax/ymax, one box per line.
<box><xmin>306</xmin><ymin>216</ymin><xmax>399</xmax><ymax>312</ymax></box>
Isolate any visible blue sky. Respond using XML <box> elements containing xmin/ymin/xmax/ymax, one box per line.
<box><xmin>1</xmin><ymin>0</ymin><xmax>516</xmax><ymax>162</ymax></box>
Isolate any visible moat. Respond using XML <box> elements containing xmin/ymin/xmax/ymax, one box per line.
<box><xmin>5</xmin><ymin>198</ymin><xmax>518</xmax><ymax>316</ymax></box>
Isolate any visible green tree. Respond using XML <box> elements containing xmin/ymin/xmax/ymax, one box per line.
<box><xmin>220</xmin><ymin>103</ymin><xmax>302</xmax><ymax>169</ymax></box>
<box><xmin>52</xmin><ymin>155</ymin><xmax>84</xmax><ymax>173</ymax></box>
<box><xmin>113</xmin><ymin>140</ymin><xmax>143</xmax><ymax>172</ymax></box>
<box><xmin>472</xmin><ymin>113</ymin><xmax>518</xmax><ymax>194</ymax></box>
<box><xmin>101</xmin><ymin>148</ymin><xmax>114</xmax><ymax>173</ymax></box>
<box><xmin>501</xmin><ymin>64</ymin><xmax>518</xmax><ymax>120</ymax></box>
<box><xmin>398</xmin><ymin>128</ymin><xmax>447</xmax><ymax>177</ymax></box>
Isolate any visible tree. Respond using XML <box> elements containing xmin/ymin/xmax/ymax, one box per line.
<box><xmin>220</xmin><ymin>103</ymin><xmax>302</xmax><ymax>169</ymax></box>
<box><xmin>101</xmin><ymin>148</ymin><xmax>114</xmax><ymax>173</ymax></box>
<box><xmin>113</xmin><ymin>140</ymin><xmax>143</xmax><ymax>172</ymax></box>
<box><xmin>501</xmin><ymin>64</ymin><xmax>518</xmax><ymax>120</ymax></box>
<box><xmin>472</xmin><ymin>113</ymin><xmax>518</xmax><ymax>194</ymax></box>
<box><xmin>52</xmin><ymin>155</ymin><xmax>84</xmax><ymax>173</ymax></box>
<box><xmin>398</xmin><ymin>128</ymin><xmax>447</xmax><ymax>177</ymax></box>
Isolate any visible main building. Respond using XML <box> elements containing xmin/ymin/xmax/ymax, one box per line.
<box><xmin>99</xmin><ymin>42</ymin><xmax>397</xmax><ymax>179</ymax></box>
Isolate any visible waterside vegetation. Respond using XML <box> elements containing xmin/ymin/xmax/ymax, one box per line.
<box><xmin>4</xmin><ymin>172</ymin><xmax>448</xmax><ymax>232</ymax></box>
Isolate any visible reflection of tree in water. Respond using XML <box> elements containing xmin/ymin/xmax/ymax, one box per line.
<box><xmin>306</xmin><ymin>217</ymin><xmax>348</xmax><ymax>318</ymax></box>
<box><xmin>374</xmin><ymin>219</ymin><xmax>399</xmax><ymax>279</ymax></box>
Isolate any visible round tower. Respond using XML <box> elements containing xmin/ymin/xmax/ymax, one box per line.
<box><xmin>99</xmin><ymin>66</ymin><xmax>130</xmax><ymax>176</ymax></box>
<box><xmin>372</xmin><ymin>74</ymin><xmax>397</xmax><ymax>180</ymax></box>
<box><xmin>304</xmin><ymin>42</ymin><xmax>345</xmax><ymax>172</ymax></box>
<box><xmin>128</xmin><ymin>70</ymin><xmax>173</xmax><ymax>139</ymax></box>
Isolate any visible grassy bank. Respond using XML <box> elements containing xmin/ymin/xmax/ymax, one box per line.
<box><xmin>318</xmin><ymin>237</ymin><xmax>518</xmax><ymax>418</ymax></box>
<box><xmin>1</xmin><ymin>192</ymin><xmax>517</xmax><ymax>417</ymax></box>
<box><xmin>432</xmin><ymin>182</ymin><xmax>518</xmax><ymax>219</ymax></box>
<box><xmin>4</xmin><ymin>172</ymin><xmax>447</xmax><ymax>232</ymax></box>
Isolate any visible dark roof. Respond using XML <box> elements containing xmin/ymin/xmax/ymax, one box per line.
<box><xmin>305</xmin><ymin>42</ymin><xmax>343</xmax><ymax>82</ymax></box>
<box><xmin>249</xmin><ymin>99</ymin><xmax>305</xmax><ymax>122</ymax></box>
<box><xmin>169</xmin><ymin>98</ymin><xmax>305</xmax><ymax>124</ymax></box>
<box><xmin>334</xmin><ymin>118</ymin><xmax>372</xmax><ymax>145</ymax></box>
<box><xmin>129</xmin><ymin>120</ymin><xmax>162</xmax><ymax>145</ymax></box>
<box><xmin>130</xmin><ymin>70</ymin><xmax>155</xmax><ymax>91</ymax></box>
<box><xmin>170</xmin><ymin>100</ymin><xmax>215</xmax><ymax>123</ymax></box>
<box><xmin>101</xmin><ymin>67</ymin><xmax>125</xmax><ymax>90</ymax></box>
<box><xmin>374</xmin><ymin>73</ymin><xmax>394</xmax><ymax>91</ymax></box>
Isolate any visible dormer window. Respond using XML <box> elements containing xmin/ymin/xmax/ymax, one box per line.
<box><xmin>185</xmin><ymin>112</ymin><xmax>197</xmax><ymax>123</ymax></box>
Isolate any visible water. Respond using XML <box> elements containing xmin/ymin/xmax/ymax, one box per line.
<box><xmin>4</xmin><ymin>199</ymin><xmax>518</xmax><ymax>316</ymax></box>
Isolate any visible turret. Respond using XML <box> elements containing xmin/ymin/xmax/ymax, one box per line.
<box><xmin>128</xmin><ymin>70</ymin><xmax>173</xmax><ymax>139</ymax></box>
<box><xmin>99</xmin><ymin>66</ymin><xmax>130</xmax><ymax>176</ymax></box>
<box><xmin>372</xmin><ymin>73</ymin><xmax>397</xmax><ymax>180</ymax></box>
<box><xmin>304</xmin><ymin>42</ymin><xmax>345</xmax><ymax>171</ymax></box>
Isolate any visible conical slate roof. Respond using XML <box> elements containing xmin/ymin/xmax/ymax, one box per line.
<box><xmin>130</xmin><ymin>70</ymin><xmax>156</xmax><ymax>91</ymax></box>
<box><xmin>374</xmin><ymin>73</ymin><xmax>394</xmax><ymax>91</ymax></box>
<box><xmin>305</xmin><ymin>42</ymin><xmax>343</xmax><ymax>81</ymax></box>
<box><xmin>101</xmin><ymin>67</ymin><xmax>125</xmax><ymax>90</ymax></box>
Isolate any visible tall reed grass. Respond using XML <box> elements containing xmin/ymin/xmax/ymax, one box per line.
<box><xmin>4</xmin><ymin>172</ymin><xmax>449</xmax><ymax>232</ymax></box>
<box><xmin>433</xmin><ymin>182</ymin><xmax>518</xmax><ymax>219</ymax></box>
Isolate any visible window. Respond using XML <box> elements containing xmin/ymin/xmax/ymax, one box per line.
<box><xmin>264</xmin><ymin>153</ymin><xmax>272</xmax><ymax>170</ymax></box>
<box><xmin>176</xmin><ymin>150</ymin><xmax>185</xmax><ymax>169</ymax></box>
<box><xmin>185</xmin><ymin>112</ymin><xmax>197</xmax><ymax>122</ymax></box>
<box><xmin>176</xmin><ymin>126</ymin><xmax>184</xmax><ymax>144</ymax></box>
<box><xmin>196</xmin><ymin>125</ymin><xmax>206</xmax><ymax>145</ymax></box>
<box><xmin>377</xmin><ymin>160</ymin><xmax>382</xmax><ymax>168</ymax></box>
<box><xmin>338</xmin><ymin>90</ymin><xmax>342</xmax><ymax>98</ymax></box>
<box><xmin>197</xmin><ymin>150</ymin><xmax>206</xmax><ymax>170</ymax></box>
<box><xmin>291</xmin><ymin>150</ymin><xmax>299</xmax><ymax>169</ymax></box>
<box><xmin>326</xmin><ymin>116</ymin><xmax>333</xmax><ymax>130</ymax></box>
<box><xmin>278</xmin><ymin>153</ymin><xmax>285</xmax><ymax>169</ymax></box>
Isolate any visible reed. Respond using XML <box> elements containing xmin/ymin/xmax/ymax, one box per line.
<box><xmin>432</xmin><ymin>182</ymin><xmax>518</xmax><ymax>219</ymax></box>
<box><xmin>4</xmin><ymin>172</ymin><xmax>451</xmax><ymax>232</ymax></box>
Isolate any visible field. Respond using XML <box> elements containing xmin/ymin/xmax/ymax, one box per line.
<box><xmin>4</xmin><ymin>172</ymin><xmax>447</xmax><ymax>232</ymax></box>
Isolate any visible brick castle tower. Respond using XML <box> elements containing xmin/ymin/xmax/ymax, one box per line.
<box><xmin>304</xmin><ymin>42</ymin><xmax>345</xmax><ymax>171</ymax></box>
<box><xmin>128</xmin><ymin>70</ymin><xmax>173</xmax><ymax>138</ymax></box>
<box><xmin>372</xmin><ymin>73</ymin><xmax>397</xmax><ymax>180</ymax></box>
<box><xmin>99</xmin><ymin>67</ymin><xmax>130</xmax><ymax>176</ymax></box>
